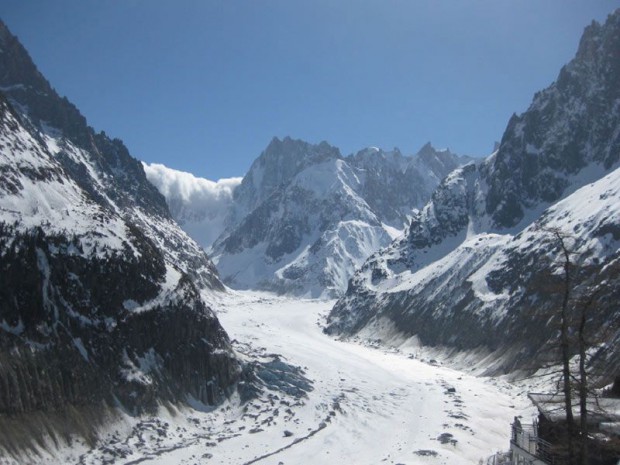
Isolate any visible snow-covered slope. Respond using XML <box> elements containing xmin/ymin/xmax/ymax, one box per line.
<box><xmin>4</xmin><ymin>292</ymin><xmax>536</xmax><ymax>465</ymax></box>
<box><xmin>327</xmin><ymin>9</ymin><xmax>620</xmax><ymax>378</ymax></box>
<box><xmin>0</xmin><ymin>19</ymin><xmax>242</xmax><ymax>451</ymax></box>
<box><xmin>203</xmin><ymin>137</ymin><xmax>468</xmax><ymax>298</ymax></box>
<box><xmin>328</xmin><ymin>166</ymin><xmax>620</xmax><ymax>372</ymax></box>
<box><xmin>213</xmin><ymin>156</ymin><xmax>394</xmax><ymax>297</ymax></box>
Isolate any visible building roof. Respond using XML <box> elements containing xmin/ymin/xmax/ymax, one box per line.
<box><xmin>529</xmin><ymin>393</ymin><xmax>620</xmax><ymax>424</ymax></box>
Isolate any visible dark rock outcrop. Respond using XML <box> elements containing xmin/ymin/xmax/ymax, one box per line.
<box><xmin>486</xmin><ymin>12</ymin><xmax>620</xmax><ymax>227</ymax></box>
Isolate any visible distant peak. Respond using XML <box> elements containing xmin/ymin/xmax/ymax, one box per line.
<box><xmin>262</xmin><ymin>136</ymin><xmax>340</xmax><ymax>158</ymax></box>
<box><xmin>354</xmin><ymin>146</ymin><xmax>383</xmax><ymax>158</ymax></box>
<box><xmin>235</xmin><ymin>135</ymin><xmax>342</xmax><ymax>208</ymax></box>
<box><xmin>419</xmin><ymin>141</ymin><xmax>434</xmax><ymax>152</ymax></box>
<box><xmin>352</xmin><ymin>146</ymin><xmax>405</xmax><ymax>163</ymax></box>
<box><xmin>266</xmin><ymin>135</ymin><xmax>309</xmax><ymax>151</ymax></box>
<box><xmin>416</xmin><ymin>142</ymin><xmax>453</xmax><ymax>159</ymax></box>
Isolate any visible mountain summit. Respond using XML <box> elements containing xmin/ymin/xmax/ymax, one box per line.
<box><xmin>150</xmin><ymin>136</ymin><xmax>470</xmax><ymax>298</ymax></box>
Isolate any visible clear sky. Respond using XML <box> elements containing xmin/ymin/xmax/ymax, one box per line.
<box><xmin>0</xmin><ymin>1</ymin><xmax>616</xmax><ymax>180</ymax></box>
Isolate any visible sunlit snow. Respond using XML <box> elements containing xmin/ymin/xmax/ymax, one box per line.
<box><xmin>20</xmin><ymin>292</ymin><xmax>535</xmax><ymax>465</ymax></box>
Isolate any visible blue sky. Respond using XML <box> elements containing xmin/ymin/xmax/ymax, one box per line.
<box><xmin>0</xmin><ymin>1</ymin><xmax>616</xmax><ymax>179</ymax></box>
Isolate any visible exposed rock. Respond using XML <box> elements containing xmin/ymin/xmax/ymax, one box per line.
<box><xmin>208</xmin><ymin>139</ymin><xmax>470</xmax><ymax>298</ymax></box>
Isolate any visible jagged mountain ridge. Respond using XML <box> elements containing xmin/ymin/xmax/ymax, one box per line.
<box><xmin>487</xmin><ymin>13</ymin><xmax>620</xmax><ymax>228</ymax></box>
<box><xmin>326</xmin><ymin>9</ymin><xmax>620</xmax><ymax>378</ymax></box>
<box><xmin>149</xmin><ymin>136</ymin><xmax>470</xmax><ymax>298</ymax></box>
<box><xmin>214</xmin><ymin>139</ymin><xmax>469</xmax><ymax>298</ymax></box>
<box><xmin>0</xmin><ymin>20</ymin><xmax>242</xmax><ymax>450</ymax></box>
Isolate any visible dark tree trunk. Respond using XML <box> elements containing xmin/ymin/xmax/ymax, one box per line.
<box><xmin>578</xmin><ymin>301</ymin><xmax>588</xmax><ymax>465</ymax></box>
<box><xmin>611</xmin><ymin>376</ymin><xmax>620</xmax><ymax>397</ymax></box>
<box><xmin>555</xmin><ymin>230</ymin><xmax>576</xmax><ymax>465</ymax></box>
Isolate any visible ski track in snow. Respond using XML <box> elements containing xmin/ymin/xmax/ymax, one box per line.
<box><xmin>19</xmin><ymin>292</ymin><xmax>536</xmax><ymax>465</ymax></box>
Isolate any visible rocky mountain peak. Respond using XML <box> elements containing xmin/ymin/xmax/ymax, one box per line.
<box><xmin>574</xmin><ymin>10</ymin><xmax>619</xmax><ymax>67</ymax></box>
<box><xmin>232</xmin><ymin>136</ymin><xmax>341</xmax><ymax>214</ymax></box>
<box><xmin>416</xmin><ymin>141</ymin><xmax>436</xmax><ymax>156</ymax></box>
<box><xmin>556</xmin><ymin>9</ymin><xmax>620</xmax><ymax>105</ymax></box>
<box><xmin>0</xmin><ymin>20</ymin><xmax>49</xmax><ymax>92</ymax></box>
<box><xmin>0</xmin><ymin>19</ymin><xmax>169</xmax><ymax>219</ymax></box>
<box><xmin>257</xmin><ymin>136</ymin><xmax>341</xmax><ymax>178</ymax></box>
<box><xmin>0</xmin><ymin>19</ymin><xmax>91</xmax><ymax>149</ymax></box>
<box><xmin>415</xmin><ymin>142</ymin><xmax>461</xmax><ymax>178</ymax></box>
<box><xmin>487</xmin><ymin>8</ymin><xmax>620</xmax><ymax>228</ymax></box>
<box><xmin>350</xmin><ymin>146</ymin><xmax>407</xmax><ymax>175</ymax></box>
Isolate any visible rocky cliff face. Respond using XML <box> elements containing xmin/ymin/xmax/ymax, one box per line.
<box><xmin>204</xmin><ymin>137</ymin><xmax>467</xmax><ymax>298</ymax></box>
<box><xmin>0</xmin><ymin>22</ymin><xmax>223</xmax><ymax>292</ymax></box>
<box><xmin>0</xmin><ymin>20</ymin><xmax>241</xmax><ymax>448</ymax></box>
<box><xmin>326</xmin><ymin>10</ymin><xmax>620</xmax><ymax>379</ymax></box>
<box><xmin>486</xmin><ymin>12</ymin><xmax>620</xmax><ymax>228</ymax></box>
<box><xmin>231</xmin><ymin>137</ymin><xmax>342</xmax><ymax>219</ymax></box>
<box><xmin>348</xmin><ymin>143</ymin><xmax>464</xmax><ymax>226</ymax></box>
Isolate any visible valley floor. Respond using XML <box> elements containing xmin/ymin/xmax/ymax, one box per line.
<box><xmin>7</xmin><ymin>292</ymin><xmax>536</xmax><ymax>465</ymax></box>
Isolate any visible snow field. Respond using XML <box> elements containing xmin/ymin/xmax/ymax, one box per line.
<box><xmin>4</xmin><ymin>292</ymin><xmax>535</xmax><ymax>465</ymax></box>
<box><xmin>206</xmin><ymin>292</ymin><xmax>533</xmax><ymax>465</ymax></box>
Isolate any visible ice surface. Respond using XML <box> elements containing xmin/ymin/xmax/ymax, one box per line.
<box><xmin>14</xmin><ymin>292</ymin><xmax>537</xmax><ymax>465</ymax></box>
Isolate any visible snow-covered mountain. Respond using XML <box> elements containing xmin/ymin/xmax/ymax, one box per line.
<box><xmin>151</xmin><ymin>136</ymin><xmax>470</xmax><ymax>298</ymax></box>
<box><xmin>326</xmin><ymin>10</ymin><xmax>620</xmax><ymax>379</ymax></box>
<box><xmin>224</xmin><ymin>138</ymin><xmax>469</xmax><ymax>298</ymax></box>
<box><xmin>0</xmin><ymin>19</ymin><xmax>242</xmax><ymax>447</ymax></box>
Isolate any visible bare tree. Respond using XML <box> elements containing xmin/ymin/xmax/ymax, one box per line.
<box><xmin>549</xmin><ymin>228</ymin><xmax>577</xmax><ymax>464</ymax></box>
<box><xmin>542</xmin><ymin>228</ymin><xmax>619</xmax><ymax>465</ymax></box>
<box><xmin>576</xmin><ymin>291</ymin><xmax>594</xmax><ymax>465</ymax></box>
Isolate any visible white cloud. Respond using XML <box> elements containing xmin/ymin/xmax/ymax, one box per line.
<box><xmin>143</xmin><ymin>162</ymin><xmax>242</xmax><ymax>248</ymax></box>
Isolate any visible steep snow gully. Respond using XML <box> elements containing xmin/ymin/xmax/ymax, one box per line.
<box><xmin>10</xmin><ymin>292</ymin><xmax>535</xmax><ymax>465</ymax></box>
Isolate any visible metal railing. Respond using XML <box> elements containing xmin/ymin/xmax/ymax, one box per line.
<box><xmin>511</xmin><ymin>423</ymin><xmax>557</xmax><ymax>464</ymax></box>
